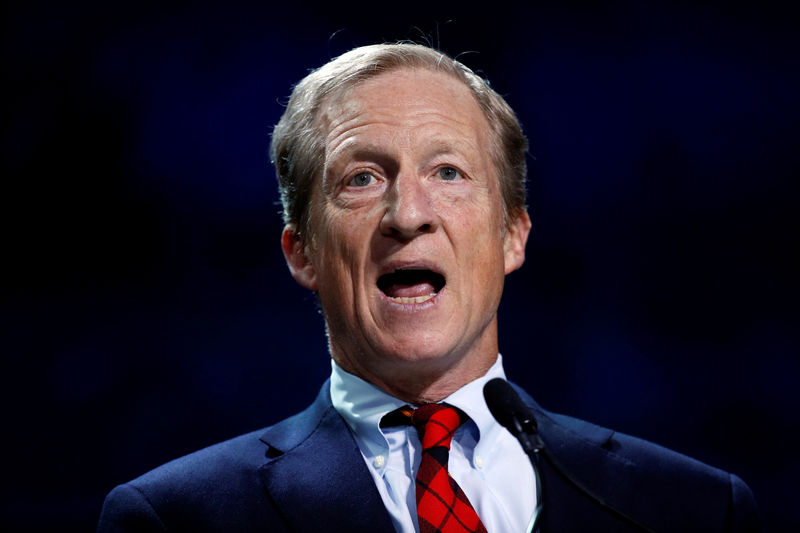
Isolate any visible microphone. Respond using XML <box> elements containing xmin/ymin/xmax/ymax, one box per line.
<box><xmin>483</xmin><ymin>378</ymin><xmax>545</xmax><ymax>460</ymax></box>
<box><xmin>484</xmin><ymin>378</ymin><xmax>545</xmax><ymax>531</ymax></box>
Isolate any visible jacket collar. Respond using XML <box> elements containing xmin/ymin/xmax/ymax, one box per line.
<box><xmin>258</xmin><ymin>382</ymin><xmax>396</xmax><ymax>533</ymax></box>
<box><xmin>519</xmin><ymin>386</ymin><xmax>729</xmax><ymax>531</ymax></box>
<box><xmin>513</xmin><ymin>384</ymin><xmax>663</xmax><ymax>531</ymax></box>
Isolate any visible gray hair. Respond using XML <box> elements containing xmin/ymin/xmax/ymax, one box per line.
<box><xmin>270</xmin><ymin>43</ymin><xmax>528</xmax><ymax>236</ymax></box>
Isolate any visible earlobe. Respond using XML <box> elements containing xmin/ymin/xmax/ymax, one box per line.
<box><xmin>503</xmin><ymin>210</ymin><xmax>532</xmax><ymax>274</ymax></box>
<box><xmin>281</xmin><ymin>225</ymin><xmax>318</xmax><ymax>291</ymax></box>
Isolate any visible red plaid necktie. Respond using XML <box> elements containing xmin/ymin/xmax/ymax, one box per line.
<box><xmin>382</xmin><ymin>403</ymin><xmax>488</xmax><ymax>533</ymax></box>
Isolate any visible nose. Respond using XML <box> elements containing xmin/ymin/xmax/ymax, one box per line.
<box><xmin>379</xmin><ymin>175</ymin><xmax>440</xmax><ymax>241</ymax></box>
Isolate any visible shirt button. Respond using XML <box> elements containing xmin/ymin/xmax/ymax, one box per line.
<box><xmin>373</xmin><ymin>455</ymin><xmax>385</xmax><ymax>468</ymax></box>
<box><xmin>475</xmin><ymin>455</ymin><xmax>484</xmax><ymax>469</ymax></box>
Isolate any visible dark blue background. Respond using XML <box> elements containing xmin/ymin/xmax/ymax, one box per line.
<box><xmin>4</xmin><ymin>1</ymin><xmax>798</xmax><ymax>531</ymax></box>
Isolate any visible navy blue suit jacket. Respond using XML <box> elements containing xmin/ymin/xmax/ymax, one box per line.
<box><xmin>98</xmin><ymin>382</ymin><xmax>760</xmax><ymax>532</ymax></box>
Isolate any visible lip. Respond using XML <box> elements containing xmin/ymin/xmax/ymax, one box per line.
<box><xmin>377</xmin><ymin>284</ymin><xmax>444</xmax><ymax>311</ymax></box>
<box><xmin>377</xmin><ymin>260</ymin><xmax>445</xmax><ymax>277</ymax></box>
<box><xmin>375</xmin><ymin>259</ymin><xmax>446</xmax><ymax>311</ymax></box>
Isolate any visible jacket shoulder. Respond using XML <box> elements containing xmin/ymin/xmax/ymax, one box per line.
<box><xmin>98</xmin><ymin>429</ymin><xmax>278</xmax><ymax>532</ymax></box>
<box><xmin>512</xmin><ymin>385</ymin><xmax>760</xmax><ymax>531</ymax></box>
<box><xmin>98</xmin><ymin>387</ymin><xmax>334</xmax><ymax>533</ymax></box>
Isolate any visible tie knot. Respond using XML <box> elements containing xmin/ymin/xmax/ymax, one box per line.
<box><xmin>380</xmin><ymin>403</ymin><xmax>468</xmax><ymax>451</ymax></box>
<box><xmin>411</xmin><ymin>403</ymin><xmax>465</xmax><ymax>451</ymax></box>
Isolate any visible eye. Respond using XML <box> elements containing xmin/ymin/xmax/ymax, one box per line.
<box><xmin>348</xmin><ymin>172</ymin><xmax>375</xmax><ymax>187</ymax></box>
<box><xmin>437</xmin><ymin>166</ymin><xmax>462</xmax><ymax>181</ymax></box>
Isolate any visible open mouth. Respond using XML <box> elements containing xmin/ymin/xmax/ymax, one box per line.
<box><xmin>377</xmin><ymin>269</ymin><xmax>446</xmax><ymax>304</ymax></box>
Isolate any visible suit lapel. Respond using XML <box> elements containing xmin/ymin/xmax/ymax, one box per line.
<box><xmin>258</xmin><ymin>384</ymin><xmax>396</xmax><ymax>533</ymax></box>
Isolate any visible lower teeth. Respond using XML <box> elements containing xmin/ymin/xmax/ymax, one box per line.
<box><xmin>390</xmin><ymin>293</ymin><xmax>435</xmax><ymax>304</ymax></box>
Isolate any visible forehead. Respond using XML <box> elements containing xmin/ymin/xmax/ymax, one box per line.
<box><xmin>320</xmin><ymin>68</ymin><xmax>491</xmax><ymax>148</ymax></box>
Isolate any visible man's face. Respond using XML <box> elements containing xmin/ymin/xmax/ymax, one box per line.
<box><xmin>282</xmin><ymin>68</ymin><xmax>530</xmax><ymax>398</ymax></box>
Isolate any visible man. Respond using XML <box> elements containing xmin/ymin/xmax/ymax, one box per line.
<box><xmin>98</xmin><ymin>43</ymin><xmax>760</xmax><ymax>532</ymax></box>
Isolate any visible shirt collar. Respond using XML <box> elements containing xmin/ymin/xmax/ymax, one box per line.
<box><xmin>441</xmin><ymin>355</ymin><xmax>508</xmax><ymax>462</ymax></box>
<box><xmin>330</xmin><ymin>355</ymin><xmax>509</xmax><ymax>463</ymax></box>
<box><xmin>330</xmin><ymin>359</ymin><xmax>407</xmax><ymax>460</ymax></box>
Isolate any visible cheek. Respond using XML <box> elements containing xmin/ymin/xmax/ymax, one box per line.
<box><xmin>468</xmin><ymin>212</ymin><xmax>508</xmax><ymax>282</ymax></box>
<box><xmin>314</xmin><ymin>210</ymin><xmax>369</xmax><ymax>278</ymax></box>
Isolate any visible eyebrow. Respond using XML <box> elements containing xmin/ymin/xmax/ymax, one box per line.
<box><xmin>330</xmin><ymin>145</ymin><xmax>399</xmax><ymax>172</ymax></box>
<box><xmin>420</xmin><ymin>139</ymin><xmax>457</xmax><ymax>156</ymax></box>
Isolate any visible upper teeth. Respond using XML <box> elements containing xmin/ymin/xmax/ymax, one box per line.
<box><xmin>390</xmin><ymin>293</ymin><xmax>435</xmax><ymax>304</ymax></box>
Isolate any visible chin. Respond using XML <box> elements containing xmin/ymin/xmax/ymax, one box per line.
<box><xmin>374</xmin><ymin>337</ymin><xmax>463</xmax><ymax>368</ymax></box>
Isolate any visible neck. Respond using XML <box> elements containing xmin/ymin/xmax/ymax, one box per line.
<box><xmin>331</xmin><ymin>346</ymin><xmax>498</xmax><ymax>405</ymax></box>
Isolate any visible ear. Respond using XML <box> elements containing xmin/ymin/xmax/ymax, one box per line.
<box><xmin>281</xmin><ymin>225</ymin><xmax>318</xmax><ymax>291</ymax></box>
<box><xmin>503</xmin><ymin>210</ymin><xmax>532</xmax><ymax>275</ymax></box>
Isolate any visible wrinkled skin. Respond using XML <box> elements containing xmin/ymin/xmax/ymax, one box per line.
<box><xmin>282</xmin><ymin>68</ymin><xmax>531</xmax><ymax>403</ymax></box>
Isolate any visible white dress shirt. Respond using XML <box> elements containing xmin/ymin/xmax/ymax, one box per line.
<box><xmin>330</xmin><ymin>355</ymin><xmax>536</xmax><ymax>533</ymax></box>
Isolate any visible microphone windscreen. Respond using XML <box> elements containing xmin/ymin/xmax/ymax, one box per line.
<box><xmin>483</xmin><ymin>378</ymin><xmax>537</xmax><ymax>434</ymax></box>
